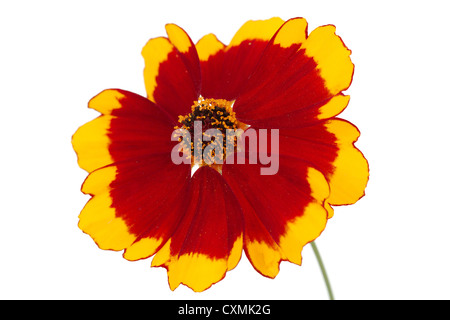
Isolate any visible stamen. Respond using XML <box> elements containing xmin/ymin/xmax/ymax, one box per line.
<box><xmin>175</xmin><ymin>96</ymin><xmax>241</xmax><ymax>167</ymax></box>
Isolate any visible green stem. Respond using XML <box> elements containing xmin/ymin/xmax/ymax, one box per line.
<box><xmin>311</xmin><ymin>241</ymin><xmax>334</xmax><ymax>300</ymax></box>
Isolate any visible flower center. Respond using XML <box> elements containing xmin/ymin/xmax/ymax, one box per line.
<box><xmin>175</xmin><ymin>96</ymin><xmax>240</xmax><ymax>166</ymax></box>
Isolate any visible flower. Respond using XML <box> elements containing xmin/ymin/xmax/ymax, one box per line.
<box><xmin>72</xmin><ymin>17</ymin><xmax>369</xmax><ymax>292</ymax></box>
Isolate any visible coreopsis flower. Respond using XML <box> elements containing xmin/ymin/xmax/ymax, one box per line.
<box><xmin>72</xmin><ymin>17</ymin><xmax>369</xmax><ymax>292</ymax></box>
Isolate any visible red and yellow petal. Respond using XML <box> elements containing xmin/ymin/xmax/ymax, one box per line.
<box><xmin>199</xmin><ymin>18</ymin><xmax>284</xmax><ymax>101</ymax></box>
<box><xmin>230</xmin><ymin>17</ymin><xmax>308</xmax><ymax>102</ymax></box>
<box><xmin>237</xmin><ymin>93</ymin><xmax>351</xmax><ymax>131</ymax></box>
<box><xmin>112</xmin><ymin>155</ymin><xmax>191</xmax><ymax>260</ymax></box>
<box><xmin>79</xmin><ymin>165</ymin><xmax>136</xmax><ymax>250</ymax></box>
<box><xmin>196</xmin><ymin>33</ymin><xmax>225</xmax><ymax>62</ymax></box>
<box><xmin>72</xmin><ymin>89</ymin><xmax>176</xmax><ymax>173</ymax></box>
<box><xmin>142</xmin><ymin>37</ymin><xmax>173</xmax><ymax>101</ymax></box>
<box><xmin>233</xmin><ymin>21</ymin><xmax>354</xmax><ymax>128</ymax></box>
<box><xmin>222</xmin><ymin>155</ymin><xmax>329</xmax><ymax>278</ymax></box>
<box><xmin>72</xmin><ymin>115</ymin><xmax>114</xmax><ymax>173</ymax></box>
<box><xmin>151</xmin><ymin>166</ymin><xmax>244</xmax><ymax>292</ymax></box>
<box><xmin>74</xmin><ymin>89</ymin><xmax>192</xmax><ymax>259</ymax></box>
<box><xmin>78</xmin><ymin>156</ymin><xmax>191</xmax><ymax>256</ymax></box>
<box><xmin>278</xmin><ymin>119</ymin><xmax>369</xmax><ymax>206</ymax></box>
<box><xmin>322</xmin><ymin>119</ymin><xmax>369</xmax><ymax>205</ymax></box>
<box><xmin>317</xmin><ymin>93</ymin><xmax>350</xmax><ymax>120</ymax></box>
<box><xmin>142</xmin><ymin>29</ymin><xmax>200</xmax><ymax>121</ymax></box>
<box><xmin>272</xmin><ymin>17</ymin><xmax>308</xmax><ymax>48</ymax></box>
<box><xmin>165</xmin><ymin>23</ymin><xmax>201</xmax><ymax>93</ymax></box>
<box><xmin>302</xmin><ymin>25</ymin><xmax>354</xmax><ymax>95</ymax></box>
<box><xmin>228</xmin><ymin>17</ymin><xmax>284</xmax><ymax>47</ymax></box>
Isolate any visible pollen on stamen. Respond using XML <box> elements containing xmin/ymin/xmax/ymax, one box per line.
<box><xmin>175</xmin><ymin>96</ymin><xmax>243</xmax><ymax>169</ymax></box>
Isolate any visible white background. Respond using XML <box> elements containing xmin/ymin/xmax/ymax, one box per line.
<box><xmin>1</xmin><ymin>0</ymin><xmax>449</xmax><ymax>300</ymax></box>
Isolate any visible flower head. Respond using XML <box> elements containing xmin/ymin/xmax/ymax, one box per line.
<box><xmin>72</xmin><ymin>17</ymin><xmax>369</xmax><ymax>292</ymax></box>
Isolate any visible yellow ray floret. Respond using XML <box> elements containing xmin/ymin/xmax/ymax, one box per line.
<box><xmin>123</xmin><ymin>237</ymin><xmax>164</xmax><ymax>261</ymax></box>
<box><xmin>78</xmin><ymin>192</ymin><xmax>136</xmax><ymax>251</ymax></box>
<box><xmin>167</xmin><ymin>253</ymin><xmax>228</xmax><ymax>292</ymax></box>
<box><xmin>196</xmin><ymin>33</ymin><xmax>225</xmax><ymax>62</ymax></box>
<box><xmin>228</xmin><ymin>17</ymin><xmax>284</xmax><ymax>47</ymax></box>
<box><xmin>142</xmin><ymin>37</ymin><xmax>174</xmax><ymax>102</ymax></box>
<box><xmin>151</xmin><ymin>236</ymin><xmax>243</xmax><ymax>292</ymax></box>
<box><xmin>244</xmin><ymin>167</ymin><xmax>329</xmax><ymax>277</ymax></box>
<box><xmin>325</xmin><ymin>119</ymin><xmax>369</xmax><ymax>205</ymax></box>
<box><xmin>245</xmin><ymin>240</ymin><xmax>283</xmax><ymax>279</ymax></box>
<box><xmin>88</xmin><ymin>89</ymin><xmax>126</xmax><ymax>115</ymax></box>
<box><xmin>227</xmin><ymin>235</ymin><xmax>243</xmax><ymax>271</ymax></box>
<box><xmin>307</xmin><ymin>166</ymin><xmax>331</xmax><ymax>201</ymax></box>
<box><xmin>165</xmin><ymin>23</ymin><xmax>192</xmax><ymax>54</ymax></box>
<box><xmin>72</xmin><ymin>115</ymin><xmax>114</xmax><ymax>173</ymax></box>
<box><xmin>278</xmin><ymin>202</ymin><xmax>328</xmax><ymax>265</ymax></box>
<box><xmin>81</xmin><ymin>165</ymin><xmax>117</xmax><ymax>195</ymax></box>
<box><xmin>273</xmin><ymin>18</ymin><xmax>307</xmax><ymax>48</ymax></box>
<box><xmin>318</xmin><ymin>94</ymin><xmax>350</xmax><ymax>120</ymax></box>
<box><xmin>78</xmin><ymin>165</ymin><xmax>137</xmax><ymax>251</ymax></box>
<box><xmin>302</xmin><ymin>25</ymin><xmax>354</xmax><ymax>95</ymax></box>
